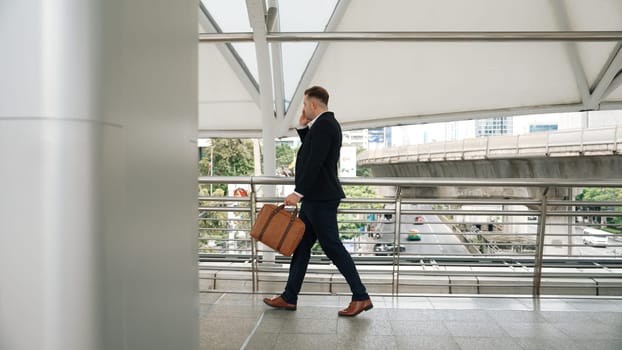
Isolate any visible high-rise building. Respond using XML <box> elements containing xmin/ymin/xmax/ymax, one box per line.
<box><xmin>343</xmin><ymin>129</ymin><xmax>368</xmax><ymax>147</ymax></box>
<box><xmin>476</xmin><ymin>117</ymin><xmax>513</xmax><ymax>137</ymax></box>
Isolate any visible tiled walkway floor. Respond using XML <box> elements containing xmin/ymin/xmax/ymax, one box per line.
<box><xmin>200</xmin><ymin>293</ymin><xmax>622</xmax><ymax>350</ymax></box>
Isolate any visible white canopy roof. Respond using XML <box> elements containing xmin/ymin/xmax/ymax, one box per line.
<box><xmin>199</xmin><ymin>0</ymin><xmax>622</xmax><ymax>138</ymax></box>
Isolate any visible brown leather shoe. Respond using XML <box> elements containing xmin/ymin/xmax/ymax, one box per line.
<box><xmin>338</xmin><ymin>299</ymin><xmax>373</xmax><ymax>317</ymax></box>
<box><xmin>263</xmin><ymin>296</ymin><xmax>297</xmax><ymax>311</ymax></box>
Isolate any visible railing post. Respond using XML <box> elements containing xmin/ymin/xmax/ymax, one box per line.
<box><xmin>392</xmin><ymin>186</ymin><xmax>403</xmax><ymax>296</ymax></box>
<box><xmin>461</xmin><ymin>138</ymin><xmax>465</xmax><ymax>160</ymax></box>
<box><xmin>250</xmin><ymin>183</ymin><xmax>258</xmax><ymax>293</ymax></box>
<box><xmin>568</xmin><ymin>186</ymin><xmax>573</xmax><ymax>257</ymax></box>
<box><xmin>533</xmin><ymin>187</ymin><xmax>549</xmax><ymax>298</ymax></box>
<box><xmin>545</xmin><ymin>132</ymin><xmax>550</xmax><ymax>155</ymax></box>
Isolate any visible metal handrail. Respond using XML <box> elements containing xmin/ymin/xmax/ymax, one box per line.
<box><xmin>200</xmin><ymin>175</ymin><xmax>622</xmax><ymax>187</ymax></box>
<box><xmin>199</xmin><ymin>31</ymin><xmax>622</xmax><ymax>43</ymax></box>
<box><xmin>198</xmin><ymin>176</ymin><xmax>622</xmax><ymax>297</ymax></box>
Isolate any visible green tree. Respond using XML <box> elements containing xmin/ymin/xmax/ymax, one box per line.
<box><xmin>356</xmin><ymin>166</ymin><xmax>372</xmax><ymax>177</ymax></box>
<box><xmin>576</xmin><ymin>188</ymin><xmax>622</xmax><ymax>232</ymax></box>
<box><xmin>199</xmin><ymin>138</ymin><xmax>254</xmax><ymax>176</ymax></box>
<box><xmin>578</xmin><ymin>188</ymin><xmax>622</xmax><ymax>201</ymax></box>
<box><xmin>199</xmin><ymin>138</ymin><xmax>255</xmax><ymax>194</ymax></box>
<box><xmin>276</xmin><ymin>143</ymin><xmax>297</xmax><ymax>176</ymax></box>
<box><xmin>354</xmin><ymin>144</ymin><xmax>372</xmax><ymax>177</ymax></box>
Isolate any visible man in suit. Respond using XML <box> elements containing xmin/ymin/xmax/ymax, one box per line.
<box><xmin>264</xmin><ymin>86</ymin><xmax>373</xmax><ymax>317</ymax></box>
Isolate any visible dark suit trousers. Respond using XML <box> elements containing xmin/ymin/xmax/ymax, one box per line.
<box><xmin>281</xmin><ymin>200</ymin><xmax>369</xmax><ymax>304</ymax></box>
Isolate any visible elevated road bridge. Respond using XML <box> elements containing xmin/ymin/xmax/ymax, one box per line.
<box><xmin>358</xmin><ymin>126</ymin><xmax>622</xmax><ymax>180</ymax></box>
<box><xmin>357</xmin><ymin>126</ymin><xmax>622</xmax><ymax>262</ymax></box>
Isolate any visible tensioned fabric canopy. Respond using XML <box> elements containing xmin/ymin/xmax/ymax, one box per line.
<box><xmin>199</xmin><ymin>0</ymin><xmax>622</xmax><ymax>138</ymax></box>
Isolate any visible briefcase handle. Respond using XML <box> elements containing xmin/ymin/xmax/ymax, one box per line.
<box><xmin>269</xmin><ymin>204</ymin><xmax>298</xmax><ymax>221</ymax></box>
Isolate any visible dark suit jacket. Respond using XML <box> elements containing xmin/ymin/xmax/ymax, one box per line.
<box><xmin>294</xmin><ymin>111</ymin><xmax>346</xmax><ymax>201</ymax></box>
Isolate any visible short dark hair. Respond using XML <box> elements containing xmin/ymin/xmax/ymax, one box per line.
<box><xmin>304</xmin><ymin>86</ymin><xmax>329</xmax><ymax>106</ymax></box>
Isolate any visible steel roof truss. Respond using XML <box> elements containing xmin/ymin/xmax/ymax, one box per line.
<box><xmin>587</xmin><ymin>42</ymin><xmax>622</xmax><ymax>109</ymax></box>
<box><xmin>199</xmin><ymin>4</ymin><xmax>259</xmax><ymax>105</ymax></box>
<box><xmin>278</xmin><ymin>0</ymin><xmax>351</xmax><ymax>137</ymax></box>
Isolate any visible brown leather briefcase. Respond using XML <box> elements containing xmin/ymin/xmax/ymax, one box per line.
<box><xmin>250</xmin><ymin>204</ymin><xmax>305</xmax><ymax>256</ymax></box>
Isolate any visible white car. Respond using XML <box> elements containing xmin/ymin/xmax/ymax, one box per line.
<box><xmin>582</xmin><ymin>228</ymin><xmax>609</xmax><ymax>248</ymax></box>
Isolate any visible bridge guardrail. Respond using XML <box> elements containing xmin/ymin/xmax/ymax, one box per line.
<box><xmin>359</xmin><ymin>125</ymin><xmax>622</xmax><ymax>164</ymax></box>
<box><xmin>198</xmin><ymin>176</ymin><xmax>622</xmax><ymax>297</ymax></box>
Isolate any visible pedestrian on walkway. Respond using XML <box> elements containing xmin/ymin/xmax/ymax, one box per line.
<box><xmin>263</xmin><ymin>86</ymin><xmax>373</xmax><ymax>317</ymax></box>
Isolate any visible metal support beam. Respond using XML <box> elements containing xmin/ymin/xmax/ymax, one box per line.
<box><xmin>602</xmin><ymin>71</ymin><xmax>622</xmax><ymax>100</ymax></box>
<box><xmin>199</xmin><ymin>31</ymin><xmax>622</xmax><ymax>43</ymax></box>
<box><xmin>550</xmin><ymin>0</ymin><xmax>591</xmax><ymax>107</ymax></box>
<box><xmin>600</xmin><ymin>101</ymin><xmax>622</xmax><ymax>110</ymax></box>
<box><xmin>586</xmin><ymin>43</ymin><xmax>622</xmax><ymax>109</ymax></box>
<box><xmin>246</xmin><ymin>0</ymin><xmax>276</xmax><ymax>176</ymax></box>
<box><xmin>392</xmin><ymin>186</ymin><xmax>403</xmax><ymax>295</ymax></box>
<box><xmin>246</xmin><ymin>0</ymin><xmax>276</xmax><ymax>263</ymax></box>
<box><xmin>533</xmin><ymin>188</ymin><xmax>549</xmax><ymax>298</ymax></box>
<box><xmin>266</xmin><ymin>3</ymin><xmax>278</xmax><ymax>31</ymax></box>
<box><xmin>268</xmin><ymin>0</ymin><xmax>286</xmax><ymax>130</ymax></box>
<box><xmin>250</xmin><ymin>186</ymin><xmax>258</xmax><ymax>292</ymax></box>
<box><xmin>278</xmin><ymin>0</ymin><xmax>352</xmax><ymax>137</ymax></box>
<box><xmin>199</xmin><ymin>3</ymin><xmax>259</xmax><ymax>105</ymax></box>
<box><xmin>567</xmin><ymin>187</ymin><xmax>574</xmax><ymax>257</ymax></box>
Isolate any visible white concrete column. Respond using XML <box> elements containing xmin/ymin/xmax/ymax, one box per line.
<box><xmin>100</xmin><ymin>1</ymin><xmax>199</xmax><ymax>349</ymax></box>
<box><xmin>246</xmin><ymin>0</ymin><xmax>277</xmax><ymax>178</ymax></box>
<box><xmin>1</xmin><ymin>2</ymin><xmax>102</xmax><ymax>349</ymax></box>
<box><xmin>543</xmin><ymin>216</ymin><xmax>572</xmax><ymax>256</ymax></box>
<box><xmin>0</xmin><ymin>1</ymin><xmax>198</xmax><ymax>349</ymax></box>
